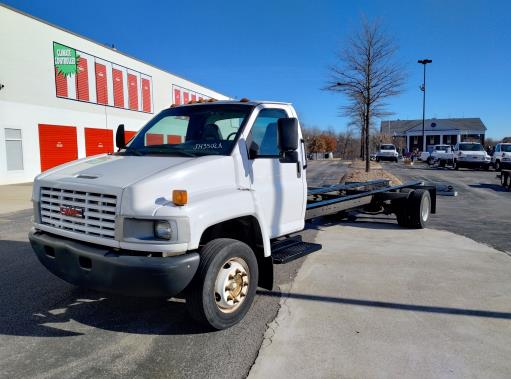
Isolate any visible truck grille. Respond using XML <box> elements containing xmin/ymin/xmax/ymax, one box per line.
<box><xmin>40</xmin><ymin>187</ymin><xmax>117</xmax><ymax>239</ymax></box>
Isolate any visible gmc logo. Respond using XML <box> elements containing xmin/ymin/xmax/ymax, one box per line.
<box><xmin>60</xmin><ymin>206</ymin><xmax>84</xmax><ymax>218</ymax></box>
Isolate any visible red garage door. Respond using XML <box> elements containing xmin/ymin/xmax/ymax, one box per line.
<box><xmin>112</xmin><ymin>68</ymin><xmax>124</xmax><ymax>108</ymax></box>
<box><xmin>183</xmin><ymin>92</ymin><xmax>189</xmax><ymax>104</ymax></box>
<box><xmin>76</xmin><ymin>57</ymin><xmax>89</xmax><ymax>101</ymax></box>
<box><xmin>146</xmin><ymin>133</ymin><xmax>163</xmax><ymax>146</ymax></box>
<box><xmin>141</xmin><ymin>78</ymin><xmax>151</xmax><ymax>112</ymax></box>
<box><xmin>128</xmin><ymin>73</ymin><xmax>138</xmax><ymax>110</ymax></box>
<box><xmin>38</xmin><ymin>124</ymin><xmax>78</xmax><ymax>171</ymax></box>
<box><xmin>174</xmin><ymin>89</ymin><xmax>181</xmax><ymax>105</ymax></box>
<box><xmin>95</xmin><ymin>63</ymin><xmax>108</xmax><ymax>105</ymax></box>
<box><xmin>124</xmin><ymin>130</ymin><xmax>137</xmax><ymax>144</ymax></box>
<box><xmin>167</xmin><ymin>135</ymin><xmax>182</xmax><ymax>144</ymax></box>
<box><xmin>84</xmin><ymin>128</ymin><xmax>114</xmax><ymax>156</ymax></box>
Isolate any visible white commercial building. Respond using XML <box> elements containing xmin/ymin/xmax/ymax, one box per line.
<box><xmin>0</xmin><ymin>4</ymin><xmax>228</xmax><ymax>185</ymax></box>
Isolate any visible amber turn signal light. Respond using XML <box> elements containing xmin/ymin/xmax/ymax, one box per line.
<box><xmin>172</xmin><ymin>190</ymin><xmax>188</xmax><ymax>206</ymax></box>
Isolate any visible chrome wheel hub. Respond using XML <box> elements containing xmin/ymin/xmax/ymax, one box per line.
<box><xmin>214</xmin><ymin>257</ymin><xmax>249</xmax><ymax>313</ymax></box>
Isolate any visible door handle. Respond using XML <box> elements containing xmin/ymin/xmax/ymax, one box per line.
<box><xmin>301</xmin><ymin>139</ymin><xmax>308</xmax><ymax>170</ymax></box>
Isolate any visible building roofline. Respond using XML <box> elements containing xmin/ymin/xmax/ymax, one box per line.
<box><xmin>0</xmin><ymin>2</ymin><xmax>228</xmax><ymax>97</ymax></box>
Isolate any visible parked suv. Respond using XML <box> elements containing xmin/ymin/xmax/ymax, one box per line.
<box><xmin>376</xmin><ymin>144</ymin><xmax>398</xmax><ymax>162</ymax></box>
<box><xmin>492</xmin><ymin>143</ymin><xmax>511</xmax><ymax>171</ymax></box>
<box><xmin>452</xmin><ymin>142</ymin><xmax>491</xmax><ymax>170</ymax></box>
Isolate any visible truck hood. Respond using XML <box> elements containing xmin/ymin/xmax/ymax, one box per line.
<box><xmin>35</xmin><ymin>154</ymin><xmax>194</xmax><ymax>190</ymax></box>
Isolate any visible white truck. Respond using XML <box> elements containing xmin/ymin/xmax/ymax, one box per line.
<box><xmin>452</xmin><ymin>142</ymin><xmax>491</xmax><ymax>170</ymax></box>
<box><xmin>29</xmin><ymin>100</ymin><xmax>436</xmax><ymax>329</ymax></box>
<box><xmin>375</xmin><ymin>144</ymin><xmax>399</xmax><ymax>162</ymax></box>
<box><xmin>491</xmin><ymin>143</ymin><xmax>511</xmax><ymax>171</ymax></box>
<box><xmin>424</xmin><ymin>144</ymin><xmax>452</xmax><ymax>165</ymax></box>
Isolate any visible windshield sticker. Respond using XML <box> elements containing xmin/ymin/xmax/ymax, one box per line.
<box><xmin>194</xmin><ymin>143</ymin><xmax>223</xmax><ymax>150</ymax></box>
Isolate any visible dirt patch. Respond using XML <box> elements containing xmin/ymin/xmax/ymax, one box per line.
<box><xmin>342</xmin><ymin>160</ymin><xmax>402</xmax><ymax>185</ymax></box>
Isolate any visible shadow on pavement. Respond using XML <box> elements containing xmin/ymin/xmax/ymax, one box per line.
<box><xmin>257</xmin><ymin>290</ymin><xmax>511</xmax><ymax>320</ymax></box>
<box><xmin>469</xmin><ymin>183</ymin><xmax>507</xmax><ymax>192</ymax></box>
<box><xmin>0</xmin><ymin>239</ymin><xmax>210</xmax><ymax>338</ymax></box>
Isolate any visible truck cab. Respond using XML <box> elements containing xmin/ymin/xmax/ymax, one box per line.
<box><xmin>29</xmin><ymin>100</ymin><xmax>308</xmax><ymax>329</ymax></box>
<box><xmin>491</xmin><ymin>143</ymin><xmax>511</xmax><ymax>171</ymax></box>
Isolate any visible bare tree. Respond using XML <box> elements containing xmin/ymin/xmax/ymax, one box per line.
<box><xmin>326</xmin><ymin>18</ymin><xmax>405</xmax><ymax>172</ymax></box>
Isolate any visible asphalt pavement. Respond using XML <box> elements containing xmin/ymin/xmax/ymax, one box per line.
<box><xmin>383</xmin><ymin>162</ymin><xmax>511</xmax><ymax>254</ymax></box>
<box><xmin>0</xmin><ymin>160</ymin><xmax>349</xmax><ymax>379</ymax></box>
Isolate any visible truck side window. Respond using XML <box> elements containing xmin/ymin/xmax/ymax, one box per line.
<box><xmin>250</xmin><ymin>108</ymin><xmax>288</xmax><ymax>157</ymax></box>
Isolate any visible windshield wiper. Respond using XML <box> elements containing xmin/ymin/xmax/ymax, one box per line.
<box><xmin>121</xmin><ymin>146</ymin><xmax>144</xmax><ymax>156</ymax></box>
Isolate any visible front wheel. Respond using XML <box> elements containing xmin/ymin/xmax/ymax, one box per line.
<box><xmin>185</xmin><ymin>238</ymin><xmax>258</xmax><ymax>330</ymax></box>
<box><xmin>453</xmin><ymin>160</ymin><xmax>459</xmax><ymax>170</ymax></box>
<box><xmin>494</xmin><ymin>160</ymin><xmax>501</xmax><ymax>171</ymax></box>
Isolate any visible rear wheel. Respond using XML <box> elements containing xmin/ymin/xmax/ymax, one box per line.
<box><xmin>185</xmin><ymin>238</ymin><xmax>258</xmax><ymax>330</ymax></box>
<box><xmin>376</xmin><ymin>157</ymin><xmax>380</xmax><ymax>162</ymax></box>
<box><xmin>407</xmin><ymin>189</ymin><xmax>431</xmax><ymax>229</ymax></box>
<box><xmin>495</xmin><ymin>160</ymin><xmax>501</xmax><ymax>171</ymax></box>
<box><xmin>453</xmin><ymin>160</ymin><xmax>459</xmax><ymax>170</ymax></box>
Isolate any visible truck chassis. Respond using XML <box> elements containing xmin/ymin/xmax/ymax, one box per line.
<box><xmin>270</xmin><ymin>179</ymin><xmax>436</xmax><ymax>264</ymax></box>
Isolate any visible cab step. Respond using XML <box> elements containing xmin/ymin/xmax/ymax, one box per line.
<box><xmin>271</xmin><ymin>236</ymin><xmax>322</xmax><ymax>264</ymax></box>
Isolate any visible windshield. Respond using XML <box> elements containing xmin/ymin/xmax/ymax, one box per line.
<box><xmin>459</xmin><ymin>143</ymin><xmax>484</xmax><ymax>151</ymax></box>
<box><xmin>502</xmin><ymin>144</ymin><xmax>511</xmax><ymax>152</ymax></box>
<box><xmin>381</xmin><ymin>144</ymin><xmax>395</xmax><ymax>150</ymax></box>
<box><xmin>435</xmin><ymin>145</ymin><xmax>450</xmax><ymax>151</ymax></box>
<box><xmin>121</xmin><ymin>104</ymin><xmax>253</xmax><ymax>157</ymax></box>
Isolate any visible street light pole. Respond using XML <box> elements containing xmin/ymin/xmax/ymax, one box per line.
<box><xmin>418</xmin><ymin>59</ymin><xmax>432</xmax><ymax>152</ymax></box>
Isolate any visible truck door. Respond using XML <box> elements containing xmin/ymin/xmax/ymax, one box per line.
<box><xmin>248</xmin><ymin>107</ymin><xmax>306</xmax><ymax>237</ymax></box>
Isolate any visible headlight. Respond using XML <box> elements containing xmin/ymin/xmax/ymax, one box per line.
<box><xmin>485</xmin><ymin>156</ymin><xmax>490</xmax><ymax>160</ymax></box>
<box><xmin>154</xmin><ymin>220</ymin><xmax>172</xmax><ymax>240</ymax></box>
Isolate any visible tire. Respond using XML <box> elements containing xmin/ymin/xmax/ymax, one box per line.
<box><xmin>439</xmin><ymin>160</ymin><xmax>446</xmax><ymax>168</ymax></box>
<box><xmin>376</xmin><ymin>157</ymin><xmax>380</xmax><ymax>162</ymax></box>
<box><xmin>495</xmin><ymin>160</ymin><xmax>501</xmax><ymax>172</ymax></box>
<box><xmin>407</xmin><ymin>189</ymin><xmax>431</xmax><ymax>229</ymax></box>
<box><xmin>453</xmin><ymin>160</ymin><xmax>459</xmax><ymax>170</ymax></box>
<box><xmin>427</xmin><ymin>157</ymin><xmax>433</xmax><ymax>165</ymax></box>
<box><xmin>185</xmin><ymin>238</ymin><xmax>258</xmax><ymax>330</ymax></box>
<box><xmin>394</xmin><ymin>188</ymin><xmax>413</xmax><ymax>227</ymax></box>
<box><xmin>394</xmin><ymin>157</ymin><xmax>398</xmax><ymax>163</ymax></box>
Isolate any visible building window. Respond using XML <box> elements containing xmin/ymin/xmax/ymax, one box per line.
<box><xmin>5</xmin><ymin>128</ymin><xmax>24</xmax><ymax>171</ymax></box>
<box><xmin>429</xmin><ymin>136</ymin><xmax>435</xmax><ymax>144</ymax></box>
<box><xmin>445</xmin><ymin>136</ymin><xmax>451</xmax><ymax>144</ymax></box>
<box><xmin>413</xmin><ymin>136</ymin><xmax>418</xmax><ymax>144</ymax></box>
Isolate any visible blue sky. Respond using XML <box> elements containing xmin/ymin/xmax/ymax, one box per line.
<box><xmin>5</xmin><ymin>0</ymin><xmax>511</xmax><ymax>138</ymax></box>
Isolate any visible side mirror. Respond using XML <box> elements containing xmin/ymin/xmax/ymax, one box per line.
<box><xmin>116</xmin><ymin>124</ymin><xmax>126</xmax><ymax>150</ymax></box>
<box><xmin>277</xmin><ymin>117</ymin><xmax>298</xmax><ymax>149</ymax></box>
<box><xmin>277</xmin><ymin>118</ymin><xmax>299</xmax><ymax>163</ymax></box>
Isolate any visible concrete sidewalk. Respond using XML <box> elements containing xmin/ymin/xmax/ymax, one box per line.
<box><xmin>0</xmin><ymin>183</ymin><xmax>33</xmax><ymax>215</ymax></box>
<box><xmin>250</xmin><ymin>224</ymin><xmax>511</xmax><ymax>378</ymax></box>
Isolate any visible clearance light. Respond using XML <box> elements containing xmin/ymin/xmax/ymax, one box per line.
<box><xmin>173</xmin><ymin>190</ymin><xmax>188</xmax><ymax>206</ymax></box>
<box><xmin>207</xmin><ymin>98</ymin><xmax>216</xmax><ymax>102</ymax></box>
<box><xmin>239</xmin><ymin>98</ymin><xmax>250</xmax><ymax>102</ymax></box>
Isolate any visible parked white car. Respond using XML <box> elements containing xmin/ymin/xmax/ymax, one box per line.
<box><xmin>491</xmin><ymin>143</ymin><xmax>511</xmax><ymax>171</ymax></box>
<box><xmin>376</xmin><ymin>144</ymin><xmax>399</xmax><ymax>162</ymax></box>
<box><xmin>453</xmin><ymin>142</ymin><xmax>491</xmax><ymax>170</ymax></box>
